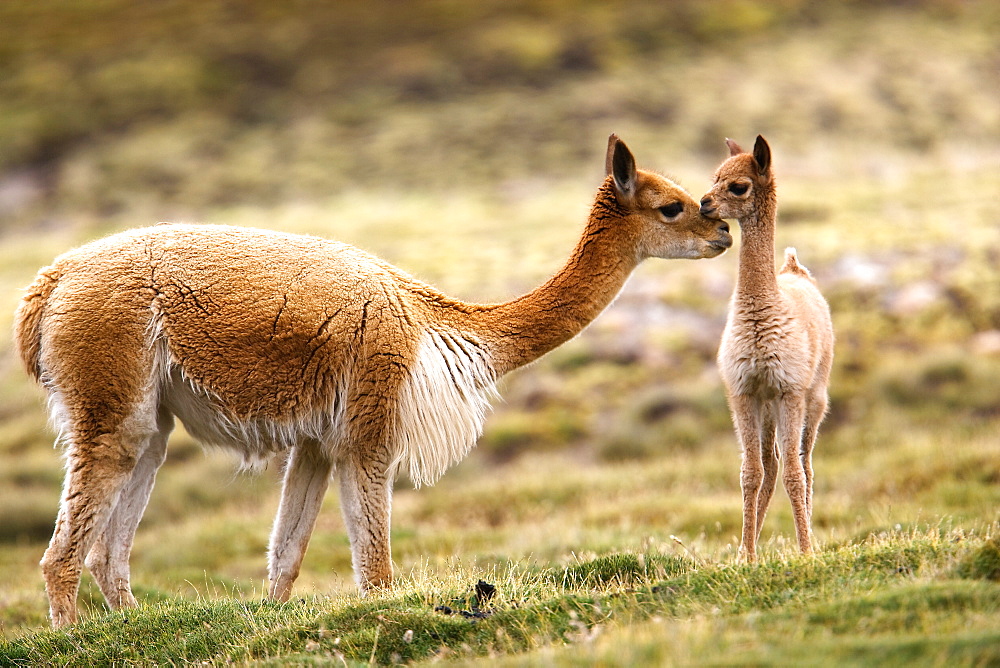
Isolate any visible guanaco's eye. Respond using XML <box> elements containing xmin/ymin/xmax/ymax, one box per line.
<box><xmin>658</xmin><ymin>202</ymin><xmax>684</xmax><ymax>218</ymax></box>
<box><xmin>728</xmin><ymin>182</ymin><xmax>749</xmax><ymax>196</ymax></box>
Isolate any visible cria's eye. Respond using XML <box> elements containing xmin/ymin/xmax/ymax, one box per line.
<box><xmin>728</xmin><ymin>183</ymin><xmax>749</xmax><ymax>196</ymax></box>
<box><xmin>659</xmin><ymin>202</ymin><xmax>684</xmax><ymax>218</ymax></box>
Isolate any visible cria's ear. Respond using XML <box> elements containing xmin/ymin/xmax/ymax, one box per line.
<box><xmin>606</xmin><ymin>134</ymin><xmax>637</xmax><ymax>201</ymax></box>
<box><xmin>726</xmin><ymin>138</ymin><xmax>744</xmax><ymax>156</ymax></box>
<box><xmin>752</xmin><ymin>134</ymin><xmax>772</xmax><ymax>176</ymax></box>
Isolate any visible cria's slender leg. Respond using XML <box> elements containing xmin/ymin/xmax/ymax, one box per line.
<box><xmin>267</xmin><ymin>442</ymin><xmax>334</xmax><ymax>602</ymax></box>
<box><xmin>777</xmin><ymin>395</ymin><xmax>811</xmax><ymax>554</ymax></box>
<box><xmin>754</xmin><ymin>401</ymin><xmax>778</xmax><ymax>541</ymax></box>
<box><xmin>800</xmin><ymin>386</ymin><xmax>828</xmax><ymax>521</ymax></box>
<box><xmin>337</xmin><ymin>450</ymin><xmax>394</xmax><ymax>592</ymax></box>
<box><xmin>730</xmin><ymin>394</ymin><xmax>763</xmax><ymax>562</ymax></box>
<box><xmin>42</xmin><ymin>437</ymin><xmax>136</xmax><ymax>628</ymax></box>
<box><xmin>85</xmin><ymin>409</ymin><xmax>173</xmax><ymax>610</ymax></box>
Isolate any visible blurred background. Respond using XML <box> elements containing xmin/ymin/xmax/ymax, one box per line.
<box><xmin>0</xmin><ymin>0</ymin><xmax>998</xmax><ymax>633</ymax></box>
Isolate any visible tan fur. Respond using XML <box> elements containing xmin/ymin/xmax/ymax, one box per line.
<box><xmin>15</xmin><ymin>135</ymin><xmax>731</xmax><ymax>628</ymax></box>
<box><xmin>700</xmin><ymin>135</ymin><xmax>834</xmax><ymax>562</ymax></box>
<box><xmin>14</xmin><ymin>267</ymin><xmax>62</xmax><ymax>383</ymax></box>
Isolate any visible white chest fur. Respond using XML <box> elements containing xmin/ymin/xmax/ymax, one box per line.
<box><xmin>390</xmin><ymin>328</ymin><xmax>499</xmax><ymax>486</ymax></box>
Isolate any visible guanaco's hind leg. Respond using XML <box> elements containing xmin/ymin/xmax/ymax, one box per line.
<box><xmin>754</xmin><ymin>402</ymin><xmax>778</xmax><ymax>541</ymax></box>
<box><xmin>777</xmin><ymin>395</ymin><xmax>812</xmax><ymax>554</ymax></box>
<box><xmin>42</xmin><ymin>433</ymin><xmax>140</xmax><ymax>628</ymax></box>
<box><xmin>800</xmin><ymin>385</ymin><xmax>829</xmax><ymax>521</ymax></box>
<box><xmin>84</xmin><ymin>408</ymin><xmax>174</xmax><ymax>610</ymax></box>
<box><xmin>38</xmin><ymin>303</ymin><xmax>162</xmax><ymax>627</ymax></box>
<box><xmin>267</xmin><ymin>442</ymin><xmax>335</xmax><ymax>602</ymax></box>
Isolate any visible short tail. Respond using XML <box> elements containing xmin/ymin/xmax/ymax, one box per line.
<box><xmin>13</xmin><ymin>267</ymin><xmax>61</xmax><ymax>382</ymax></box>
<box><xmin>779</xmin><ymin>247</ymin><xmax>813</xmax><ymax>279</ymax></box>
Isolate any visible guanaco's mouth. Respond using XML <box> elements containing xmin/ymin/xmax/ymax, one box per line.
<box><xmin>710</xmin><ymin>233</ymin><xmax>733</xmax><ymax>254</ymax></box>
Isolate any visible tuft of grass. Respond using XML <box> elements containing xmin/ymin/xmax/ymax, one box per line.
<box><xmin>557</xmin><ymin>553</ymin><xmax>696</xmax><ymax>588</ymax></box>
<box><xmin>955</xmin><ymin>537</ymin><xmax>1000</xmax><ymax>582</ymax></box>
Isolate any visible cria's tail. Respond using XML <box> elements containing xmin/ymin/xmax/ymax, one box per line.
<box><xmin>13</xmin><ymin>267</ymin><xmax>61</xmax><ymax>382</ymax></box>
<box><xmin>779</xmin><ymin>247</ymin><xmax>813</xmax><ymax>278</ymax></box>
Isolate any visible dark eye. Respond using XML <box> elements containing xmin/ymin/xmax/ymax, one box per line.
<box><xmin>728</xmin><ymin>182</ymin><xmax>749</xmax><ymax>196</ymax></box>
<box><xmin>658</xmin><ymin>202</ymin><xmax>684</xmax><ymax>218</ymax></box>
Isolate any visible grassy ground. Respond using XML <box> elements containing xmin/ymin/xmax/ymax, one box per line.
<box><xmin>2</xmin><ymin>528</ymin><xmax>999</xmax><ymax>665</ymax></box>
<box><xmin>1</xmin><ymin>1</ymin><xmax>999</xmax><ymax>665</ymax></box>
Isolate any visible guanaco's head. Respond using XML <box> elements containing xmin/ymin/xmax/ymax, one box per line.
<box><xmin>606</xmin><ymin>134</ymin><xmax>732</xmax><ymax>260</ymax></box>
<box><xmin>699</xmin><ymin>135</ymin><xmax>774</xmax><ymax>222</ymax></box>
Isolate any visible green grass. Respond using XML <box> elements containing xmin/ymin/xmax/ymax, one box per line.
<box><xmin>2</xmin><ymin>527</ymin><xmax>998</xmax><ymax>665</ymax></box>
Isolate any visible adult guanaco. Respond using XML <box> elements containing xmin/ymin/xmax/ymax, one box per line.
<box><xmin>16</xmin><ymin>135</ymin><xmax>731</xmax><ymax>627</ymax></box>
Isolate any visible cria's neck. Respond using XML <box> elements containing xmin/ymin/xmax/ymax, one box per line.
<box><xmin>735</xmin><ymin>191</ymin><xmax>778</xmax><ymax>303</ymax></box>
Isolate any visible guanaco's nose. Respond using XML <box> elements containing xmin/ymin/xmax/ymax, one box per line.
<box><xmin>718</xmin><ymin>221</ymin><xmax>730</xmax><ymax>234</ymax></box>
<box><xmin>699</xmin><ymin>196</ymin><xmax>717</xmax><ymax>217</ymax></box>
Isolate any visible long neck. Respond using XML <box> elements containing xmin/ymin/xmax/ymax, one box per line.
<box><xmin>468</xmin><ymin>179</ymin><xmax>641</xmax><ymax>376</ymax></box>
<box><xmin>734</xmin><ymin>189</ymin><xmax>778</xmax><ymax>304</ymax></box>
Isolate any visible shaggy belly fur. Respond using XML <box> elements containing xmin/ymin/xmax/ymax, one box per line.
<box><xmin>161</xmin><ymin>366</ymin><xmax>349</xmax><ymax>468</ymax></box>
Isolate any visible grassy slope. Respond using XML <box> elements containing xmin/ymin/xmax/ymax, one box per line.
<box><xmin>2</xmin><ymin>529</ymin><xmax>999</xmax><ymax>665</ymax></box>
<box><xmin>0</xmin><ymin>0</ymin><xmax>999</xmax><ymax>664</ymax></box>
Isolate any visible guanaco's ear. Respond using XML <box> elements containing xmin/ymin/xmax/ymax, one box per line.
<box><xmin>606</xmin><ymin>134</ymin><xmax>637</xmax><ymax>201</ymax></box>
<box><xmin>605</xmin><ymin>133</ymin><xmax>619</xmax><ymax>176</ymax></box>
<box><xmin>725</xmin><ymin>138</ymin><xmax>744</xmax><ymax>156</ymax></box>
<box><xmin>752</xmin><ymin>134</ymin><xmax>771</xmax><ymax>176</ymax></box>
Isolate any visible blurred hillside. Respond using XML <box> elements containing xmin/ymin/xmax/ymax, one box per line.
<box><xmin>0</xmin><ymin>0</ymin><xmax>999</xmax><ymax>620</ymax></box>
<box><xmin>0</xmin><ymin>0</ymin><xmax>997</xmax><ymax>230</ymax></box>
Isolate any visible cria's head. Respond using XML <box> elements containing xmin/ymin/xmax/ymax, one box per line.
<box><xmin>698</xmin><ymin>135</ymin><xmax>773</xmax><ymax>222</ymax></box>
<box><xmin>604</xmin><ymin>133</ymin><xmax>732</xmax><ymax>260</ymax></box>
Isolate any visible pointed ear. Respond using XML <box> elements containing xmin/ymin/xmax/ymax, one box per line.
<box><xmin>606</xmin><ymin>134</ymin><xmax>637</xmax><ymax>201</ymax></box>
<box><xmin>725</xmin><ymin>138</ymin><xmax>744</xmax><ymax>156</ymax></box>
<box><xmin>605</xmin><ymin>133</ymin><xmax>619</xmax><ymax>176</ymax></box>
<box><xmin>752</xmin><ymin>135</ymin><xmax>771</xmax><ymax>176</ymax></box>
